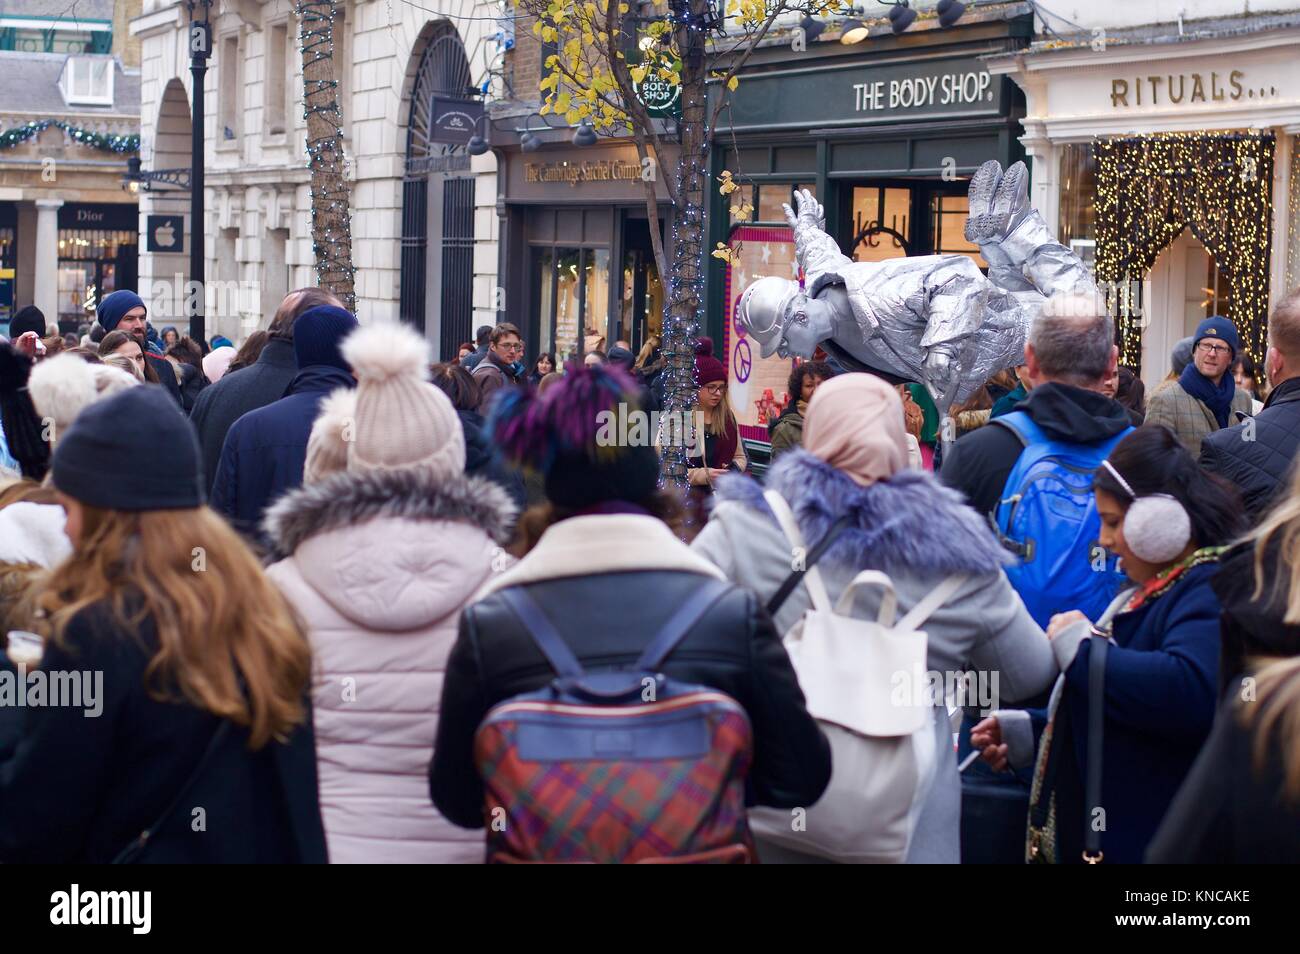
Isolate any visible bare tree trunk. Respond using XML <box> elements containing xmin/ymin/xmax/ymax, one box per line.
<box><xmin>297</xmin><ymin>1</ymin><xmax>356</xmax><ymax>309</ymax></box>
<box><xmin>659</xmin><ymin>0</ymin><xmax>709</xmax><ymax>490</ymax></box>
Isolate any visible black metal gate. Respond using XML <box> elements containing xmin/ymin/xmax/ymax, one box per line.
<box><xmin>439</xmin><ymin>177</ymin><xmax>475</xmax><ymax>359</ymax></box>
<box><xmin>398</xmin><ymin>22</ymin><xmax>475</xmax><ymax>356</ymax></box>
<box><xmin>399</xmin><ymin>177</ymin><xmax>428</xmax><ymax>333</ymax></box>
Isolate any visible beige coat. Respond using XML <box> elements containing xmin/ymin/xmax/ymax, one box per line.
<box><xmin>1145</xmin><ymin>378</ymin><xmax>1253</xmax><ymax>455</ymax></box>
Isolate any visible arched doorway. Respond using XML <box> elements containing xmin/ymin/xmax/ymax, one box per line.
<box><xmin>399</xmin><ymin>21</ymin><xmax>478</xmax><ymax>358</ymax></box>
<box><xmin>141</xmin><ymin>77</ymin><xmax>192</xmax><ymax>325</ymax></box>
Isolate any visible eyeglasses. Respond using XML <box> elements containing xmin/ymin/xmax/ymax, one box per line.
<box><xmin>496</xmin><ymin>341</ymin><xmax>524</xmax><ymax>353</ymax></box>
<box><xmin>701</xmin><ymin>384</ymin><xmax>725</xmax><ymax>395</ymax></box>
<box><xmin>1197</xmin><ymin>341</ymin><xmax>1232</xmax><ymax>356</ymax></box>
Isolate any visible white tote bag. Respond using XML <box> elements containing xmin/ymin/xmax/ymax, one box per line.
<box><xmin>750</xmin><ymin>490</ymin><xmax>966</xmax><ymax>863</ymax></box>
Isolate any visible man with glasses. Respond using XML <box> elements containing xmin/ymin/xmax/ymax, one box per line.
<box><xmin>1146</xmin><ymin>315</ymin><xmax>1254</xmax><ymax>455</ymax></box>
<box><xmin>472</xmin><ymin>322</ymin><xmax>526</xmax><ymax>414</ymax></box>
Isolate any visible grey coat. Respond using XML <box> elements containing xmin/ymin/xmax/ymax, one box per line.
<box><xmin>691</xmin><ymin>450</ymin><xmax>1058</xmax><ymax>863</ymax></box>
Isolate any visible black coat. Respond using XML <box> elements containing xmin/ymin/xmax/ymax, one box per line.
<box><xmin>0</xmin><ymin>604</ymin><xmax>326</xmax><ymax>863</ymax></box>
<box><xmin>429</xmin><ymin>567</ymin><xmax>832</xmax><ymax>829</ymax></box>
<box><xmin>939</xmin><ymin>382</ymin><xmax>1132</xmax><ymax>517</ymax></box>
<box><xmin>191</xmin><ymin>338</ymin><xmax>299</xmax><ymax>493</ymax></box>
<box><xmin>146</xmin><ymin>352</ymin><xmax>184</xmax><ymax>409</ymax></box>
<box><xmin>1147</xmin><ymin>692</ymin><xmax>1300</xmax><ymax>863</ymax></box>
<box><xmin>458</xmin><ymin>409</ymin><xmax>526</xmax><ymax>512</ymax></box>
<box><xmin>176</xmin><ymin>362</ymin><xmax>208</xmax><ymax>414</ymax></box>
<box><xmin>1212</xmin><ymin>539</ymin><xmax>1300</xmax><ymax>693</ymax></box>
<box><xmin>210</xmin><ymin>364</ymin><xmax>355</xmax><ymax>542</ymax></box>
<box><xmin>1200</xmin><ymin>376</ymin><xmax>1300</xmax><ymax>523</ymax></box>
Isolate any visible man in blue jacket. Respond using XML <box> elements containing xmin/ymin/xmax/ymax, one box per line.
<box><xmin>211</xmin><ymin>304</ymin><xmax>358</xmax><ymax>544</ymax></box>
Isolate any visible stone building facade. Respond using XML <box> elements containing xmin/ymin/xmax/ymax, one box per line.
<box><xmin>131</xmin><ymin>0</ymin><xmax>506</xmax><ymax>352</ymax></box>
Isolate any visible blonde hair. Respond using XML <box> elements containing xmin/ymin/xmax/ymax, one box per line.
<box><xmin>1240</xmin><ymin>655</ymin><xmax>1300</xmax><ymax>803</ymax></box>
<box><xmin>1250</xmin><ymin>461</ymin><xmax>1300</xmax><ymax>622</ymax></box>
<box><xmin>698</xmin><ymin>382</ymin><xmax>736</xmax><ymax>438</ymax></box>
<box><xmin>32</xmin><ymin>506</ymin><xmax>311</xmax><ymax>749</ymax></box>
<box><xmin>103</xmin><ymin>353</ymin><xmax>143</xmax><ymax>381</ymax></box>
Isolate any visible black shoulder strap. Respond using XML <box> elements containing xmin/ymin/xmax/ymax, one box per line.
<box><xmin>1083</xmin><ymin>636</ymin><xmax>1108</xmax><ymax>863</ymax></box>
<box><xmin>765</xmin><ymin>513</ymin><xmax>855</xmax><ymax>617</ymax></box>
<box><xmin>113</xmin><ymin>719</ymin><xmax>232</xmax><ymax>864</ymax></box>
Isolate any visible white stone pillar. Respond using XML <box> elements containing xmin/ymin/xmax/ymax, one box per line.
<box><xmin>33</xmin><ymin>199</ymin><xmax>63</xmax><ymax>327</ymax></box>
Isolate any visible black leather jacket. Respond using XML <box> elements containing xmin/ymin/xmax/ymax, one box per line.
<box><xmin>429</xmin><ymin>570</ymin><xmax>832</xmax><ymax>829</ymax></box>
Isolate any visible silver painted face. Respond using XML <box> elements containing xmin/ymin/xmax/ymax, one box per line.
<box><xmin>777</xmin><ymin>293</ymin><xmax>830</xmax><ymax>359</ymax></box>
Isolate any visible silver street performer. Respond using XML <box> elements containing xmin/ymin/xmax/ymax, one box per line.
<box><xmin>735</xmin><ymin>160</ymin><xmax>1095</xmax><ymax>416</ymax></box>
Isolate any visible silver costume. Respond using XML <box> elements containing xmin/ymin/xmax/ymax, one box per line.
<box><xmin>736</xmin><ymin>160</ymin><xmax>1094</xmax><ymax>412</ymax></box>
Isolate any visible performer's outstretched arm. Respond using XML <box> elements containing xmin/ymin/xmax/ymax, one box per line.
<box><xmin>783</xmin><ymin>190</ymin><xmax>853</xmax><ymax>293</ymax></box>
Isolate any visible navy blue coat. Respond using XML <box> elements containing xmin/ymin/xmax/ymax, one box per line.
<box><xmin>191</xmin><ymin>338</ymin><xmax>299</xmax><ymax>493</ymax></box>
<box><xmin>1034</xmin><ymin>559</ymin><xmax>1222</xmax><ymax>863</ymax></box>
<box><xmin>210</xmin><ymin>365</ymin><xmax>355</xmax><ymax>541</ymax></box>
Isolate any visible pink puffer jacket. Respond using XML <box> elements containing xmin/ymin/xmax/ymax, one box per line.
<box><xmin>264</xmin><ymin>468</ymin><xmax>517</xmax><ymax>864</ymax></box>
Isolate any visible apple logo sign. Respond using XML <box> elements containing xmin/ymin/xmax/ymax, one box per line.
<box><xmin>154</xmin><ymin>221</ymin><xmax>177</xmax><ymax>249</ymax></box>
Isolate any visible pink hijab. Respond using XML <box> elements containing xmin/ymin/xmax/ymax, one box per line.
<box><xmin>802</xmin><ymin>373</ymin><xmax>907</xmax><ymax>486</ymax></box>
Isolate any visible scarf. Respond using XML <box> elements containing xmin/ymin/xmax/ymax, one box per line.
<box><xmin>1179</xmin><ymin>362</ymin><xmax>1235</xmax><ymax>429</ymax></box>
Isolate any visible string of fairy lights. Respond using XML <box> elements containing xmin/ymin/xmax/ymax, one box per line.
<box><xmin>1095</xmin><ymin>131</ymin><xmax>1275</xmax><ymax>369</ymax></box>
<box><xmin>657</xmin><ymin>0</ymin><xmax>713</xmax><ymax>493</ymax></box>
<box><xmin>0</xmin><ymin>119</ymin><xmax>139</xmax><ymax>153</ymax></box>
<box><xmin>297</xmin><ymin>0</ymin><xmax>357</xmax><ymax>311</ymax></box>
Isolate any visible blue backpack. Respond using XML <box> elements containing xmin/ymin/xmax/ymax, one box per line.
<box><xmin>991</xmin><ymin>412</ymin><xmax>1133</xmax><ymax>627</ymax></box>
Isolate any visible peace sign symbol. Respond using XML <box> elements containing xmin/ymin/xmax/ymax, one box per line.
<box><xmin>733</xmin><ymin>338</ymin><xmax>752</xmax><ymax>383</ymax></box>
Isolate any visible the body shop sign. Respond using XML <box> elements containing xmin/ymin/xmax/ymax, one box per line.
<box><xmin>721</xmin><ymin>55</ymin><xmax>1003</xmax><ymax>132</ymax></box>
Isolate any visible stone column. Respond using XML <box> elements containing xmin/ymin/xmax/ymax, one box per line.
<box><xmin>33</xmin><ymin>199</ymin><xmax>63</xmax><ymax>327</ymax></box>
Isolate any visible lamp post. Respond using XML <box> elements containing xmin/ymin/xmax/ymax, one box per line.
<box><xmin>186</xmin><ymin>0</ymin><xmax>212</xmax><ymax>344</ymax></box>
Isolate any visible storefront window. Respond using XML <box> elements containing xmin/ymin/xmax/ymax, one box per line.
<box><xmin>555</xmin><ymin>248</ymin><xmax>581</xmax><ymax>364</ymax></box>
<box><xmin>535</xmin><ymin>247</ymin><xmax>554</xmax><ymax>358</ymax></box>
<box><xmin>1059</xmin><ymin>142</ymin><xmax>1098</xmax><ymax>271</ymax></box>
<box><xmin>583</xmin><ymin>248</ymin><xmax>611</xmax><ymax>351</ymax></box>
<box><xmin>752</xmin><ymin>183</ymin><xmax>814</xmax><ymax>224</ymax></box>
<box><xmin>930</xmin><ymin>193</ymin><xmax>985</xmax><ymax>267</ymax></box>
<box><xmin>850</xmin><ymin>186</ymin><xmax>911</xmax><ymax>262</ymax></box>
<box><xmin>57</xmin><ymin>227</ymin><xmax>137</xmax><ymax>327</ymax></box>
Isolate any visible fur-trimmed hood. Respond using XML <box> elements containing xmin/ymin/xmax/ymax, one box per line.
<box><xmin>263</xmin><ymin>467</ymin><xmax>517</xmax><ymax>558</ymax></box>
<box><xmin>713</xmin><ymin>449</ymin><xmax>1009</xmax><ymax>576</ymax></box>
<box><xmin>263</xmin><ymin>468</ymin><xmax>518</xmax><ymax>633</ymax></box>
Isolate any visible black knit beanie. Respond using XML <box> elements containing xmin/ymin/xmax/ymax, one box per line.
<box><xmin>52</xmin><ymin>386</ymin><xmax>204</xmax><ymax>510</ymax></box>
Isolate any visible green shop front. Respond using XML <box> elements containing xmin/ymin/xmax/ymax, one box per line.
<box><xmin>706</xmin><ymin>15</ymin><xmax>1029</xmax><ymax>448</ymax></box>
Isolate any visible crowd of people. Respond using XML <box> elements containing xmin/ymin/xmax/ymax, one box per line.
<box><xmin>0</xmin><ymin>279</ymin><xmax>1298</xmax><ymax>865</ymax></box>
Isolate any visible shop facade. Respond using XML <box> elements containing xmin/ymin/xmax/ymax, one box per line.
<box><xmin>706</xmin><ymin>11</ymin><xmax>1031</xmax><ymax>443</ymax></box>
<box><xmin>494</xmin><ymin>133</ymin><xmax>676</xmax><ymax>365</ymax></box>
<box><xmin>986</xmin><ymin>14</ymin><xmax>1300</xmax><ymax>388</ymax></box>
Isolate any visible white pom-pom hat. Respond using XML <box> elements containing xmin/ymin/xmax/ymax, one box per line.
<box><xmin>28</xmin><ymin>354</ymin><xmax>136</xmax><ymax>446</ymax></box>
<box><xmin>338</xmin><ymin>321</ymin><xmax>465</xmax><ymax>481</ymax></box>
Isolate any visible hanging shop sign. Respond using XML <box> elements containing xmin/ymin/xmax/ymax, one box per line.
<box><xmin>431</xmin><ymin>97</ymin><xmax>483</xmax><ymax>146</ymax></box>
<box><xmin>57</xmin><ymin>202</ymin><xmax>137</xmax><ymax>230</ymax></box>
<box><xmin>634</xmin><ymin>73</ymin><xmax>682</xmax><ymax>119</ymax></box>
<box><xmin>145</xmin><ymin>214</ymin><xmax>184</xmax><ymax>253</ymax></box>
<box><xmin>720</xmin><ymin>55</ymin><xmax>1004</xmax><ymax>132</ymax></box>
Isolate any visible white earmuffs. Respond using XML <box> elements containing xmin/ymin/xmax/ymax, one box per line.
<box><xmin>1100</xmin><ymin>459</ymin><xmax>1192</xmax><ymax>564</ymax></box>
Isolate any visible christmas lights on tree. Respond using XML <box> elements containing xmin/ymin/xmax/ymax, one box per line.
<box><xmin>297</xmin><ymin>0</ymin><xmax>357</xmax><ymax>310</ymax></box>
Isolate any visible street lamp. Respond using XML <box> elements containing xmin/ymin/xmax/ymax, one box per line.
<box><xmin>186</xmin><ymin>0</ymin><xmax>213</xmax><ymax>344</ymax></box>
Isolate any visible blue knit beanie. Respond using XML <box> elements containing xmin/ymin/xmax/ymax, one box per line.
<box><xmin>97</xmin><ymin>290</ymin><xmax>147</xmax><ymax>332</ymax></box>
<box><xmin>1193</xmin><ymin>315</ymin><xmax>1241</xmax><ymax>358</ymax></box>
<box><xmin>293</xmin><ymin>305</ymin><xmax>358</xmax><ymax>371</ymax></box>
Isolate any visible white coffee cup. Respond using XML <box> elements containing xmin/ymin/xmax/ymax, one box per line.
<box><xmin>6</xmin><ymin>630</ymin><xmax>43</xmax><ymax>668</ymax></box>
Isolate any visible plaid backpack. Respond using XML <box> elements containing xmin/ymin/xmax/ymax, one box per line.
<box><xmin>473</xmin><ymin>578</ymin><xmax>756</xmax><ymax>864</ymax></box>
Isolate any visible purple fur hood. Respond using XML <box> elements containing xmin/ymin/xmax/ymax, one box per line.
<box><xmin>712</xmin><ymin>448</ymin><xmax>1011</xmax><ymax>576</ymax></box>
